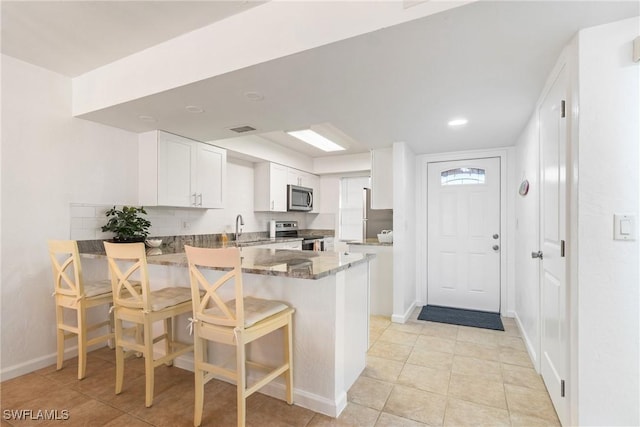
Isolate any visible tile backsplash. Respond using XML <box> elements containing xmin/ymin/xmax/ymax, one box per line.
<box><xmin>70</xmin><ymin>203</ymin><xmax>336</xmax><ymax>240</ymax></box>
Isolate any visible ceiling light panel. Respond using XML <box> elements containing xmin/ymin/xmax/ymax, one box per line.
<box><xmin>448</xmin><ymin>118</ymin><xmax>468</xmax><ymax>127</ymax></box>
<box><xmin>287</xmin><ymin>130</ymin><xmax>346</xmax><ymax>152</ymax></box>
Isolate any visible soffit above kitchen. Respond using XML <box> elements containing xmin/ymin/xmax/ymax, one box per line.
<box><xmin>2</xmin><ymin>1</ymin><xmax>638</xmax><ymax>157</ymax></box>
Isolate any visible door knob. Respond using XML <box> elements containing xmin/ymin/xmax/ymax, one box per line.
<box><xmin>492</xmin><ymin>245</ymin><xmax>500</xmax><ymax>251</ymax></box>
<box><xmin>531</xmin><ymin>251</ymin><xmax>543</xmax><ymax>259</ymax></box>
<box><xmin>493</xmin><ymin>234</ymin><xmax>499</xmax><ymax>239</ymax></box>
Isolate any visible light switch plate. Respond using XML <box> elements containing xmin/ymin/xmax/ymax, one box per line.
<box><xmin>614</xmin><ymin>214</ymin><xmax>636</xmax><ymax>241</ymax></box>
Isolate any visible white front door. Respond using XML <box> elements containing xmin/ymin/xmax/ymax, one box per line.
<box><xmin>427</xmin><ymin>157</ymin><xmax>501</xmax><ymax>312</ymax></box>
<box><xmin>539</xmin><ymin>65</ymin><xmax>569</xmax><ymax>426</ymax></box>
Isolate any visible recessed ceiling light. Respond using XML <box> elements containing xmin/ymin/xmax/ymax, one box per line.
<box><xmin>138</xmin><ymin>115</ymin><xmax>156</xmax><ymax>122</ymax></box>
<box><xmin>244</xmin><ymin>91</ymin><xmax>264</xmax><ymax>101</ymax></box>
<box><xmin>287</xmin><ymin>129</ymin><xmax>346</xmax><ymax>152</ymax></box>
<box><xmin>448</xmin><ymin>118</ymin><xmax>468</xmax><ymax>127</ymax></box>
<box><xmin>185</xmin><ymin>105</ymin><xmax>204</xmax><ymax>113</ymax></box>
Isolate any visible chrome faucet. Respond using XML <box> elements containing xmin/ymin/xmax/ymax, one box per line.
<box><xmin>235</xmin><ymin>214</ymin><xmax>244</xmax><ymax>243</ymax></box>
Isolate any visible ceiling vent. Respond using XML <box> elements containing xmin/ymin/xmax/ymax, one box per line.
<box><xmin>229</xmin><ymin>125</ymin><xmax>256</xmax><ymax>133</ymax></box>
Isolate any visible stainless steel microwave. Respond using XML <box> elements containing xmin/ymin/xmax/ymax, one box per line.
<box><xmin>287</xmin><ymin>184</ymin><xmax>313</xmax><ymax>211</ymax></box>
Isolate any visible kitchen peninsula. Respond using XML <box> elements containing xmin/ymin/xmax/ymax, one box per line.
<box><xmin>80</xmin><ymin>240</ymin><xmax>374</xmax><ymax>417</ymax></box>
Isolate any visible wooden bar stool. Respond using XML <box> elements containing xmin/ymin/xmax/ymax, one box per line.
<box><xmin>48</xmin><ymin>240</ymin><xmax>114</xmax><ymax>380</ymax></box>
<box><xmin>184</xmin><ymin>245</ymin><xmax>295</xmax><ymax>427</ymax></box>
<box><xmin>104</xmin><ymin>241</ymin><xmax>194</xmax><ymax>407</ymax></box>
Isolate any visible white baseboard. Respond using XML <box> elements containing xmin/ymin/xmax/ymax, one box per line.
<box><xmin>173</xmin><ymin>354</ymin><xmax>346</xmax><ymax>417</ymax></box>
<box><xmin>391</xmin><ymin>301</ymin><xmax>417</xmax><ymax>324</ymax></box>
<box><xmin>514</xmin><ymin>312</ymin><xmax>539</xmax><ymax>372</ymax></box>
<box><xmin>0</xmin><ymin>342</ymin><xmax>105</xmax><ymax>381</ymax></box>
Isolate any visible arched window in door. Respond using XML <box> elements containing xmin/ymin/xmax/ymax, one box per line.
<box><xmin>441</xmin><ymin>167</ymin><xmax>485</xmax><ymax>185</ymax></box>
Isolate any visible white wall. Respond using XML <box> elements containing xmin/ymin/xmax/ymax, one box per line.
<box><xmin>0</xmin><ymin>55</ymin><xmax>139</xmax><ymax>379</ymax></box>
<box><xmin>576</xmin><ymin>17</ymin><xmax>639</xmax><ymax>426</ymax></box>
<box><xmin>513</xmin><ymin>116</ymin><xmax>541</xmax><ymax>365</ymax></box>
<box><xmin>392</xmin><ymin>142</ymin><xmax>416</xmax><ymax>322</ymax></box>
<box><xmin>313</xmin><ymin>153</ymin><xmax>371</xmax><ymax>175</ymax></box>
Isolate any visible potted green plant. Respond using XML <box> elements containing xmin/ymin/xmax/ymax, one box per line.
<box><xmin>101</xmin><ymin>206</ymin><xmax>151</xmax><ymax>243</ymax></box>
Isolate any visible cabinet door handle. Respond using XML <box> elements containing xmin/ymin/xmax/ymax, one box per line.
<box><xmin>197</xmin><ymin>193</ymin><xmax>203</xmax><ymax>206</ymax></box>
<box><xmin>192</xmin><ymin>193</ymin><xmax>197</xmax><ymax>206</ymax></box>
<box><xmin>271</xmin><ymin>200</ymin><xmax>274</xmax><ymax>210</ymax></box>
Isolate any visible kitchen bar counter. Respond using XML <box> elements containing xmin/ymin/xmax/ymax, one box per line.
<box><xmin>79</xmin><ymin>238</ymin><xmax>371</xmax><ymax>417</ymax></box>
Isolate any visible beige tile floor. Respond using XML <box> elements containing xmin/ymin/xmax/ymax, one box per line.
<box><xmin>0</xmin><ymin>309</ymin><xmax>560</xmax><ymax>426</ymax></box>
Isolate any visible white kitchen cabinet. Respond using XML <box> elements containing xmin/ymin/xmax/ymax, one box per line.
<box><xmin>139</xmin><ymin>130</ymin><xmax>226</xmax><ymax>208</ymax></box>
<box><xmin>195</xmin><ymin>143</ymin><xmax>226</xmax><ymax>208</ymax></box>
<box><xmin>371</xmin><ymin>147</ymin><xmax>393</xmax><ymax>209</ymax></box>
<box><xmin>255</xmin><ymin>163</ymin><xmax>320</xmax><ymax>213</ymax></box>
<box><xmin>254</xmin><ymin>162</ymin><xmax>288</xmax><ymax>212</ymax></box>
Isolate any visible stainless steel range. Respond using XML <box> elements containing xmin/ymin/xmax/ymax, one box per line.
<box><xmin>274</xmin><ymin>220</ymin><xmax>327</xmax><ymax>251</ymax></box>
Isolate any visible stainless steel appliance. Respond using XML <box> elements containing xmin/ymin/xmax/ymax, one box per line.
<box><xmin>363</xmin><ymin>188</ymin><xmax>393</xmax><ymax>239</ymax></box>
<box><xmin>274</xmin><ymin>220</ymin><xmax>326</xmax><ymax>251</ymax></box>
<box><xmin>287</xmin><ymin>185</ymin><xmax>313</xmax><ymax>211</ymax></box>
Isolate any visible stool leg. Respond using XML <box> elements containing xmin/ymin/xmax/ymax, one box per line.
<box><xmin>107</xmin><ymin>303</ymin><xmax>115</xmax><ymax>349</ymax></box>
<box><xmin>284</xmin><ymin>318</ymin><xmax>294</xmax><ymax>405</ymax></box>
<box><xmin>114</xmin><ymin>316</ymin><xmax>125</xmax><ymax>395</ymax></box>
<box><xmin>144</xmin><ymin>318</ymin><xmax>155</xmax><ymax>407</ymax></box>
<box><xmin>193</xmin><ymin>331</ymin><xmax>204</xmax><ymax>427</ymax></box>
<box><xmin>164</xmin><ymin>317</ymin><xmax>173</xmax><ymax>366</ymax></box>
<box><xmin>237</xmin><ymin>337</ymin><xmax>246</xmax><ymax>427</ymax></box>
<box><xmin>77</xmin><ymin>304</ymin><xmax>87</xmax><ymax>380</ymax></box>
<box><xmin>55</xmin><ymin>303</ymin><xmax>65</xmax><ymax>371</ymax></box>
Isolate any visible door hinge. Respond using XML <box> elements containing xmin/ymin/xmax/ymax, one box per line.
<box><xmin>560</xmin><ymin>100</ymin><xmax>566</xmax><ymax>118</ymax></box>
<box><xmin>561</xmin><ymin>379</ymin><xmax>566</xmax><ymax>397</ymax></box>
<box><xmin>560</xmin><ymin>240</ymin><xmax>565</xmax><ymax>257</ymax></box>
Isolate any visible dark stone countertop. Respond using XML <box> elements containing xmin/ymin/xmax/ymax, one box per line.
<box><xmin>78</xmin><ymin>232</ymin><xmax>372</xmax><ymax>280</ymax></box>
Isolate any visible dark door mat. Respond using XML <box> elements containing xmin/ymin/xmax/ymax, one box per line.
<box><xmin>418</xmin><ymin>305</ymin><xmax>504</xmax><ymax>331</ymax></box>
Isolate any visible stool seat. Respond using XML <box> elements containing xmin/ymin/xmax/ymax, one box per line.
<box><xmin>82</xmin><ymin>280</ymin><xmax>113</xmax><ymax>298</ymax></box>
<box><xmin>202</xmin><ymin>296</ymin><xmax>289</xmax><ymax>328</ymax></box>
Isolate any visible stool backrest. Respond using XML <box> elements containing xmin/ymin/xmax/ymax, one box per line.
<box><xmin>48</xmin><ymin>240</ymin><xmax>84</xmax><ymax>298</ymax></box>
<box><xmin>184</xmin><ymin>246</ymin><xmax>244</xmax><ymax>329</ymax></box>
<box><xmin>103</xmin><ymin>242</ymin><xmax>150</xmax><ymax>311</ymax></box>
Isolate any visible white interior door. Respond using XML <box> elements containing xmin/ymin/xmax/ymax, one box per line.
<box><xmin>427</xmin><ymin>157</ymin><xmax>501</xmax><ymax>312</ymax></box>
<box><xmin>539</xmin><ymin>65</ymin><xmax>569</xmax><ymax>426</ymax></box>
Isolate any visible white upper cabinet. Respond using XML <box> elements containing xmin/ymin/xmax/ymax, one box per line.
<box><xmin>195</xmin><ymin>142</ymin><xmax>226</xmax><ymax>208</ymax></box>
<box><xmin>254</xmin><ymin>163</ymin><xmax>320</xmax><ymax>212</ymax></box>
<box><xmin>139</xmin><ymin>130</ymin><xmax>226</xmax><ymax>208</ymax></box>
<box><xmin>370</xmin><ymin>147</ymin><xmax>393</xmax><ymax>209</ymax></box>
<box><xmin>254</xmin><ymin>162</ymin><xmax>288</xmax><ymax>212</ymax></box>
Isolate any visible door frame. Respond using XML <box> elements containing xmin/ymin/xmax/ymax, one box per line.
<box><xmin>417</xmin><ymin>147</ymin><xmax>514</xmax><ymax>316</ymax></box>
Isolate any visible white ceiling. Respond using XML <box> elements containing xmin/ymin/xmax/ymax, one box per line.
<box><xmin>2</xmin><ymin>1</ymin><xmax>638</xmax><ymax>158</ymax></box>
<box><xmin>1</xmin><ymin>1</ymin><xmax>264</xmax><ymax>77</ymax></box>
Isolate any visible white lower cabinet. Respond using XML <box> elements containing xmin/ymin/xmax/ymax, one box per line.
<box><xmin>139</xmin><ymin>130</ymin><xmax>226</xmax><ymax>208</ymax></box>
<box><xmin>348</xmin><ymin>244</ymin><xmax>393</xmax><ymax>316</ymax></box>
